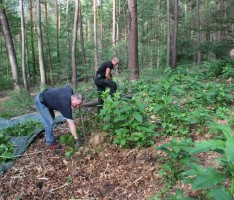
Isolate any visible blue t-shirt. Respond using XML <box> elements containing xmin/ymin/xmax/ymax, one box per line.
<box><xmin>43</xmin><ymin>87</ymin><xmax>74</xmax><ymax>119</ymax></box>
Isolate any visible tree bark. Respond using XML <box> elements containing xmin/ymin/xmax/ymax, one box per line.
<box><xmin>0</xmin><ymin>0</ymin><xmax>20</xmax><ymax>90</ymax></box>
<box><xmin>128</xmin><ymin>0</ymin><xmax>139</xmax><ymax>80</ymax></box>
<box><xmin>56</xmin><ymin>0</ymin><xmax>61</xmax><ymax>64</ymax></box>
<box><xmin>93</xmin><ymin>0</ymin><xmax>98</xmax><ymax>72</ymax></box>
<box><xmin>172</xmin><ymin>0</ymin><xmax>179</xmax><ymax>69</ymax></box>
<box><xmin>166</xmin><ymin>0</ymin><xmax>171</xmax><ymax>67</ymax></box>
<box><xmin>112</xmin><ymin>0</ymin><xmax>116</xmax><ymax>54</ymax></box>
<box><xmin>196</xmin><ymin>0</ymin><xmax>201</xmax><ymax>66</ymax></box>
<box><xmin>71</xmin><ymin>0</ymin><xmax>79</xmax><ymax>88</ymax></box>
<box><xmin>45</xmin><ymin>0</ymin><xmax>53</xmax><ymax>85</ymax></box>
<box><xmin>20</xmin><ymin>0</ymin><xmax>29</xmax><ymax>91</ymax></box>
<box><xmin>78</xmin><ymin>0</ymin><xmax>86</xmax><ymax>68</ymax></box>
<box><xmin>29</xmin><ymin>0</ymin><xmax>36</xmax><ymax>76</ymax></box>
<box><xmin>36</xmin><ymin>0</ymin><xmax>46</xmax><ymax>88</ymax></box>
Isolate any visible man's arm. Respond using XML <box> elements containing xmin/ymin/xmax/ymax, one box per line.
<box><xmin>66</xmin><ymin>119</ymin><xmax>78</xmax><ymax>140</ymax></box>
<box><xmin>105</xmin><ymin>68</ymin><xmax>112</xmax><ymax>80</ymax></box>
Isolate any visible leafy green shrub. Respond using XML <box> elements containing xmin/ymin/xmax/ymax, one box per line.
<box><xmin>99</xmin><ymin>91</ymin><xmax>158</xmax><ymax>148</ymax></box>
<box><xmin>182</xmin><ymin>123</ymin><xmax>234</xmax><ymax>199</ymax></box>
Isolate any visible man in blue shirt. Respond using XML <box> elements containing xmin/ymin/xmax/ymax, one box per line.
<box><xmin>94</xmin><ymin>57</ymin><xmax>119</xmax><ymax>113</ymax></box>
<box><xmin>34</xmin><ymin>86</ymin><xmax>83</xmax><ymax>149</ymax></box>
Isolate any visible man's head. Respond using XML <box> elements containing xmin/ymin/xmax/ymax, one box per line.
<box><xmin>111</xmin><ymin>56</ymin><xmax>120</xmax><ymax>66</ymax></box>
<box><xmin>71</xmin><ymin>94</ymin><xmax>83</xmax><ymax>108</ymax></box>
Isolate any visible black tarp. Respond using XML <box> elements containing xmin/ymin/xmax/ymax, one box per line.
<box><xmin>0</xmin><ymin>113</ymin><xmax>65</xmax><ymax>174</ymax></box>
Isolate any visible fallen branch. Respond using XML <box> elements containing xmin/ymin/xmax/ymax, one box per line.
<box><xmin>118</xmin><ymin>148</ymin><xmax>137</xmax><ymax>165</ymax></box>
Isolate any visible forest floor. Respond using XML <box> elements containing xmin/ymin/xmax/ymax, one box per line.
<box><xmin>0</xmin><ymin>93</ymin><xmax>223</xmax><ymax>200</ymax></box>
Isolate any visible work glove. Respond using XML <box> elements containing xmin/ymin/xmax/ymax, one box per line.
<box><xmin>75</xmin><ymin>139</ymin><xmax>81</xmax><ymax>149</ymax></box>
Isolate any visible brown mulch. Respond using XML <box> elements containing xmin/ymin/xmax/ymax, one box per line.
<box><xmin>0</xmin><ymin>121</ymin><xmax>164</xmax><ymax>200</ymax></box>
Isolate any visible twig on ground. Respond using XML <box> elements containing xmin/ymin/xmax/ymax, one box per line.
<box><xmin>49</xmin><ymin>183</ymin><xmax>68</xmax><ymax>193</ymax></box>
<box><xmin>118</xmin><ymin>148</ymin><xmax>137</xmax><ymax>165</ymax></box>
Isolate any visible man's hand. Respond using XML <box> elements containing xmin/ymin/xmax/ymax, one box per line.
<box><xmin>75</xmin><ymin>139</ymin><xmax>81</xmax><ymax>149</ymax></box>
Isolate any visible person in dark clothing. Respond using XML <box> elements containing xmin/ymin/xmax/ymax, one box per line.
<box><xmin>34</xmin><ymin>86</ymin><xmax>83</xmax><ymax>150</ymax></box>
<box><xmin>94</xmin><ymin>57</ymin><xmax>120</xmax><ymax>113</ymax></box>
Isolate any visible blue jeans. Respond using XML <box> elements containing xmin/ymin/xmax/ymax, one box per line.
<box><xmin>34</xmin><ymin>94</ymin><xmax>55</xmax><ymax>146</ymax></box>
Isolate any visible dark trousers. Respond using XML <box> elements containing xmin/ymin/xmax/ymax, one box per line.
<box><xmin>94</xmin><ymin>77</ymin><xmax>117</xmax><ymax>112</ymax></box>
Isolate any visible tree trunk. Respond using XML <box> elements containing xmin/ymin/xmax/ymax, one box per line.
<box><xmin>56</xmin><ymin>0</ymin><xmax>61</xmax><ymax>64</ymax></box>
<box><xmin>71</xmin><ymin>0</ymin><xmax>79</xmax><ymax>88</ymax></box>
<box><xmin>29</xmin><ymin>0</ymin><xmax>36</xmax><ymax>76</ymax></box>
<box><xmin>45</xmin><ymin>0</ymin><xmax>53</xmax><ymax>85</ymax></box>
<box><xmin>20</xmin><ymin>0</ymin><xmax>29</xmax><ymax>92</ymax></box>
<box><xmin>65</xmin><ymin>0</ymin><xmax>70</xmax><ymax>81</ymax></box>
<box><xmin>93</xmin><ymin>0</ymin><xmax>98</xmax><ymax>72</ymax></box>
<box><xmin>172</xmin><ymin>0</ymin><xmax>179</xmax><ymax>69</ymax></box>
<box><xmin>128</xmin><ymin>0</ymin><xmax>139</xmax><ymax>80</ymax></box>
<box><xmin>78</xmin><ymin>0</ymin><xmax>86</xmax><ymax>68</ymax></box>
<box><xmin>0</xmin><ymin>0</ymin><xmax>20</xmax><ymax>90</ymax></box>
<box><xmin>215</xmin><ymin>0</ymin><xmax>222</xmax><ymax>59</ymax></box>
<box><xmin>166</xmin><ymin>0</ymin><xmax>171</xmax><ymax>67</ymax></box>
<box><xmin>36</xmin><ymin>0</ymin><xmax>46</xmax><ymax>88</ymax></box>
<box><xmin>112</xmin><ymin>0</ymin><xmax>116</xmax><ymax>54</ymax></box>
<box><xmin>196</xmin><ymin>0</ymin><xmax>201</xmax><ymax>66</ymax></box>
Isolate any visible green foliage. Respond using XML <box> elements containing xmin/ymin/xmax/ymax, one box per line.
<box><xmin>0</xmin><ymin>89</ymin><xmax>33</xmax><ymax>118</ymax></box>
<box><xmin>99</xmin><ymin>91</ymin><xmax>158</xmax><ymax>148</ymax></box>
<box><xmin>166</xmin><ymin>189</ymin><xmax>194</xmax><ymax>200</ymax></box>
<box><xmin>0</xmin><ymin>120</ymin><xmax>42</xmax><ymax>163</ymax></box>
<box><xmin>182</xmin><ymin>123</ymin><xmax>234</xmax><ymax>198</ymax></box>
<box><xmin>59</xmin><ymin>135</ymin><xmax>76</xmax><ymax>159</ymax></box>
<box><xmin>0</xmin><ymin>121</ymin><xmax>42</xmax><ymax>137</ymax></box>
<box><xmin>157</xmin><ymin>138</ymin><xmax>194</xmax><ymax>185</ymax></box>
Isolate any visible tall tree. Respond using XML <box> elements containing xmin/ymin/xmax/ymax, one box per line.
<box><xmin>128</xmin><ymin>0</ymin><xmax>139</xmax><ymax>80</ymax></box>
<box><xmin>71</xmin><ymin>0</ymin><xmax>79</xmax><ymax>88</ymax></box>
<box><xmin>112</xmin><ymin>0</ymin><xmax>116</xmax><ymax>54</ymax></box>
<box><xmin>56</xmin><ymin>0</ymin><xmax>61</xmax><ymax>64</ymax></box>
<box><xmin>45</xmin><ymin>0</ymin><xmax>53</xmax><ymax>85</ymax></box>
<box><xmin>172</xmin><ymin>0</ymin><xmax>179</xmax><ymax>69</ymax></box>
<box><xmin>0</xmin><ymin>0</ymin><xmax>20</xmax><ymax>90</ymax></box>
<box><xmin>93</xmin><ymin>0</ymin><xmax>98</xmax><ymax>72</ymax></box>
<box><xmin>20</xmin><ymin>0</ymin><xmax>29</xmax><ymax>91</ymax></box>
<box><xmin>78</xmin><ymin>0</ymin><xmax>86</xmax><ymax>75</ymax></box>
<box><xmin>166</xmin><ymin>0</ymin><xmax>171</xmax><ymax>67</ymax></box>
<box><xmin>29</xmin><ymin>0</ymin><xmax>36</xmax><ymax>76</ymax></box>
<box><xmin>36</xmin><ymin>0</ymin><xmax>46</xmax><ymax>88</ymax></box>
<box><xmin>196</xmin><ymin>0</ymin><xmax>201</xmax><ymax>65</ymax></box>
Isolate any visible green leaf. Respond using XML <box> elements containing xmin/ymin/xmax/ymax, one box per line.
<box><xmin>226</xmin><ymin>138</ymin><xmax>234</xmax><ymax>164</ymax></box>
<box><xmin>210</xmin><ymin>189</ymin><xmax>234</xmax><ymax>200</ymax></box>
<box><xmin>133</xmin><ymin>112</ymin><xmax>143</xmax><ymax>123</ymax></box>
<box><xmin>192</xmin><ymin>169</ymin><xmax>225</xmax><ymax>190</ymax></box>
<box><xmin>189</xmin><ymin>140</ymin><xmax>225</xmax><ymax>155</ymax></box>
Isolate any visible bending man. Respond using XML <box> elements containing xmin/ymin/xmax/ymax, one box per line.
<box><xmin>34</xmin><ymin>86</ymin><xmax>83</xmax><ymax>150</ymax></box>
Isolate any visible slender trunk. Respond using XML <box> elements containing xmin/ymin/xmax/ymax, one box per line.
<box><xmin>71</xmin><ymin>0</ymin><xmax>79</xmax><ymax>88</ymax></box>
<box><xmin>112</xmin><ymin>0</ymin><xmax>116</xmax><ymax>53</ymax></box>
<box><xmin>36</xmin><ymin>0</ymin><xmax>46</xmax><ymax>88</ymax></box>
<box><xmin>20</xmin><ymin>0</ymin><xmax>29</xmax><ymax>91</ymax></box>
<box><xmin>93</xmin><ymin>0</ymin><xmax>98</xmax><ymax>72</ymax></box>
<box><xmin>172</xmin><ymin>0</ymin><xmax>178</xmax><ymax>69</ymax></box>
<box><xmin>78</xmin><ymin>0</ymin><xmax>86</xmax><ymax>81</ymax></box>
<box><xmin>65</xmin><ymin>0</ymin><xmax>70</xmax><ymax>81</ymax></box>
<box><xmin>45</xmin><ymin>0</ymin><xmax>53</xmax><ymax>85</ymax></box>
<box><xmin>196</xmin><ymin>0</ymin><xmax>201</xmax><ymax>65</ymax></box>
<box><xmin>166</xmin><ymin>0</ymin><xmax>170</xmax><ymax>67</ymax></box>
<box><xmin>56</xmin><ymin>0</ymin><xmax>61</xmax><ymax>64</ymax></box>
<box><xmin>0</xmin><ymin>0</ymin><xmax>20</xmax><ymax>90</ymax></box>
<box><xmin>30</xmin><ymin>0</ymin><xmax>36</xmax><ymax>76</ymax></box>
